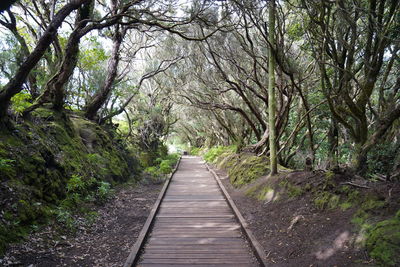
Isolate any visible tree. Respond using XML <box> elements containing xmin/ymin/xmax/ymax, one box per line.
<box><xmin>302</xmin><ymin>0</ymin><xmax>400</xmax><ymax>173</ymax></box>
<box><xmin>0</xmin><ymin>0</ymin><xmax>91</xmax><ymax>122</ymax></box>
<box><xmin>268</xmin><ymin>0</ymin><xmax>277</xmax><ymax>174</ymax></box>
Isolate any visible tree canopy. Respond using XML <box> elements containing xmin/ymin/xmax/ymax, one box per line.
<box><xmin>0</xmin><ymin>0</ymin><xmax>399</xmax><ymax>177</ymax></box>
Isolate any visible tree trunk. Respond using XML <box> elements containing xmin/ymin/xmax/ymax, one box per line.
<box><xmin>327</xmin><ymin>117</ymin><xmax>339</xmax><ymax>170</ymax></box>
<box><xmin>52</xmin><ymin>0</ymin><xmax>94</xmax><ymax>110</ymax></box>
<box><xmin>84</xmin><ymin>26</ymin><xmax>124</xmax><ymax>120</ymax></box>
<box><xmin>352</xmin><ymin>104</ymin><xmax>400</xmax><ymax>174</ymax></box>
<box><xmin>0</xmin><ymin>0</ymin><xmax>89</xmax><ymax>121</ymax></box>
<box><xmin>268</xmin><ymin>0</ymin><xmax>277</xmax><ymax>175</ymax></box>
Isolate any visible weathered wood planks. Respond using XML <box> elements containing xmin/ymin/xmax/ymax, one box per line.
<box><xmin>134</xmin><ymin>156</ymin><xmax>260</xmax><ymax>267</ymax></box>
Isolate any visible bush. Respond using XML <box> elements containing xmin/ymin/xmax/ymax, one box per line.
<box><xmin>367</xmin><ymin>143</ymin><xmax>398</xmax><ymax>177</ymax></box>
<box><xmin>159</xmin><ymin>160</ymin><xmax>173</xmax><ymax>174</ymax></box>
<box><xmin>143</xmin><ymin>152</ymin><xmax>180</xmax><ymax>178</ymax></box>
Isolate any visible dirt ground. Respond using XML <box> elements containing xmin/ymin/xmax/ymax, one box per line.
<box><xmin>1</xmin><ymin>181</ymin><xmax>162</xmax><ymax>267</ymax></box>
<box><xmin>215</xmin><ymin>168</ymin><xmax>377</xmax><ymax>267</ymax></box>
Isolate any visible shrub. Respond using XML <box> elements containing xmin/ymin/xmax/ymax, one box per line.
<box><xmin>159</xmin><ymin>160</ymin><xmax>173</xmax><ymax>174</ymax></box>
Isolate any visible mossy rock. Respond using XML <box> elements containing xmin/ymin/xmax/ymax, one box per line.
<box><xmin>0</xmin><ymin>109</ymin><xmax>136</xmax><ymax>255</ymax></box>
<box><xmin>366</xmin><ymin>211</ymin><xmax>400</xmax><ymax>266</ymax></box>
<box><xmin>216</xmin><ymin>151</ymin><xmax>239</xmax><ymax>170</ymax></box>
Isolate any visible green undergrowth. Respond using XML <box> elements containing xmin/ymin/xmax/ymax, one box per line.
<box><xmin>0</xmin><ymin>108</ymin><xmax>139</xmax><ymax>255</ymax></box>
<box><xmin>143</xmin><ymin>152</ymin><xmax>180</xmax><ymax>181</ymax></box>
<box><xmin>203</xmin><ymin>146</ymin><xmax>236</xmax><ymax>163</ymax></box>
<box><xmin>202</xmin><ymin>145</ymin><xmax>400</xmax><ymax>266</ymax></box>
<box><xmin>189</xmin><ymin>147</ymin><xmax>202</xmax><ymax>156</ymax></box>
<box><xmin>365</xmin><ymin>210</ymin><xmax>400</xmax><ymax>266</ymax></box>
<box><xmin>206</xmin><ymin>146</ymin><xmax>289</xmax><ymax>187</ymax></box>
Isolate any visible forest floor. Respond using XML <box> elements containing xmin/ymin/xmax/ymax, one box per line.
<box><xmin>216</xmin><ymin>167</ymin><xmax>385</xmax><ymax>267</ymax></box>
<box><xmin>0</xmin><ymin>181</ymin><xmax>162</xmax><ymax>267</ymax></box>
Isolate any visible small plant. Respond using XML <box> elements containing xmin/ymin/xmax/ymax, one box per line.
<box><xmin>96</xmin><ymin>181</ymin><xmax>113</xmax><ymax>203</ymax></box>
<box><xmin>159</xmin><ymin>160</ymin><xmax>172</xmax><ymax>174</ymax></box>
<box><xmin>314</xmin><ymin>191</ymin><xmax>340</xmax><ymax>210</ymax></box>
<box><xmin>55</xmin><ymin>207</ymin><xmax>75</xmax><ymax>231</ymax></box>
<box><xmin>287</xmin><ymin>183</ymin><xmax>304</xmax><ymax>198</ymax></box>
<box><xmin>66</xmin><ymin>174</ymin><xmax>86</xmax><ymax>192</ymax></box>
<box><xmin>340</xmin><ymin>202</ymin><xmax>352</xmax><ymax>211</ymax></box>
<box><xmin>11</xmin><ymin>91</ymin><xmax>32</xmax><ymax>115</ymax></box>
<box><xmin>0</xmin><ymin>158</ymin><xmax>15</xmax><ymax>172</ymax></box>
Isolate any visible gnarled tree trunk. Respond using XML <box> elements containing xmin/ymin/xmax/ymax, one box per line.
<box><xmin>84</xmin><ymin>25</ymin><xmax>125</xmax><ymax>120</ymax></box>
<box><xmin>0</xmin><ymin>0</ymin><xmax>90</xmax><ymax>121</ymax></box>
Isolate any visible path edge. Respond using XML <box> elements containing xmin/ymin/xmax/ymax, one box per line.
<box><xmin>206</xmin><ymin>162</ymin><xmax>269</xmax><ymax>267</ymax></box>
<box><xmin>123</xmin><ymin>156</ymin><xmax>182</xmax><ymax>267</ymax></box>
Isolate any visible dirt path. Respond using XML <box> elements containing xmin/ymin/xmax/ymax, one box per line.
<box><xmin>215</xmin><ymin>168</ymin><xmax>372</xmax><ymax>267</ymax></box>
<box><xmin>1</xmin><ymin>181</ymin><xmax>162</xmax><ymax>267</ymax></box>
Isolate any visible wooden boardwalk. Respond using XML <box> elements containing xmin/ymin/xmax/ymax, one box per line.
<box><xmin>136</xmin><ymin>156</ymin><xmax>259</xmax><ymax>267</ymax></box>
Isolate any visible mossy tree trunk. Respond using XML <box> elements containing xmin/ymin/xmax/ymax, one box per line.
<box><xmin>268</xmin><ymin>0</ymin><xmax>277</xmax><ymax>175</ymax></box>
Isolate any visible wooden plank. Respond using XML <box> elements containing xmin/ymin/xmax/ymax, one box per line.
<box><xmin>147</xmin><ymin>237</ymin><xmax>245</xmax><ymax>245</ymax></box>
<box><xmin>153</xmin><ymin>220</ymin><xmax>238</xmax><ymax>224</ymax></box>
<box><xmin>142</xmin><ymin>249</ymin><xmax>249</xmax><ymax>254</ymax></box>
<box><xmin>143</xmin><ymin>254</ymin><xmax>253</xmax><ymax>259</ymax></box>
<box><xmin>138</xmin><ymin>264</ymin><xmax>254</xmax><ymax>267</ymax></box>
<box><xmin>206</xmin><ymin>164</ymin><xmax>268</xmax><ymax>267</ymax></box>
<box><xmin>150</xmin><ymin>228</ymin><xmax>242</xmax><ymax>233</ymax></box>
<box><xmin>123</xmin><ymin>158</ymin><xmax>181</xmax><ymax>267</ymax></box>
<box><xmin>152</xmin><ymin>227</ymin><xmax>241</xmax><ymax>232</ymax></box>
<box><xmin>140</xmin><ymin>258</ymin><xmax>253</xmax><ymax>264</ymax></box>
<box><xmin>144</xmin><ymin>245</ymin><xmax>248</xmax><ymax>251</ymax></box>
<box><xmin>150</xmin><ymin>233</ymin><xmax>241</xmax><ymax>238</ymax></box>
<box><xmin>156</xmin><ymin>215</ymin><xmax>235</xmax><ymax>218</ymax></box>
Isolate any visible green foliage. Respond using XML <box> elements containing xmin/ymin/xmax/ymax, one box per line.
<box><xmin>55</xmin><ymin>207</ymin><xmax>75</xmax><ymax>230</ymax></box>
<box><xmin>287</xmin><ymin>183</ymin><xmax>304</xmax><ymax>198</ymax></box>
<box><xmin>96</xmin><ymin>181</ymin><xmax>113</xmax><ymax>203</ymax></box>
<box><xmin>159</xmin><ymin>160</ymin><xmax>173</xmax><ymax>174</ymax></box>
<box><xmin>256</xmin><ymin>186</ymin><xmax>274</xmax><ymax>201</ymax></box>
<box><xmin>278</xmin><ymin>180</ymin><xmax>304</xmax><ymax>198</ymax></box>
<box><xmin>340</xmin><ymin>202</ymin><xmax>352</xmax><ymax>211</ymax></box>
<box><xmin>0</xmin><ymin>157</ymin><xmax>15</xmax><ymax>175</ymax></box>
<box><xmin>204</xmin><ymin>146</ymin><xmax>236</xmax><ymax>163</ymax></box>
<box><xmin>313</xmin><ymin>191</ymin><xmax>340</xmax><ymax>210</ymax></box>
<box><xmin>144</xmin><ymin>166</ymin><xmax>160</xmax><ymax>177</ymax></box>
<box><xmin>190</xmin><ymin>147</ymin><xmax>201</xmax><ymax>155</ymax></box>
<box><xmin>349</xmin><ymin>194</ymin><xmax>387</xmax><ymax>233</ymax></box>
<box><xmin>366</xmin><ymin>211</ymin><xmax>400</xmax><ymax>266</ymax></box>
<box><xmin>63</xmin><ymin>174</ymin><xmax>113</xmax><ymax>207</ymax></box>
<box><xmin>143</xmin><ymin>152</ymin><xmax>180</xmax><ymax>179</ymax></box>
<box><xmin>0</xmin><ymin>111</ymin><xmax>135</xmax><ymax>253</ymax></box>
<box><xmin>367</xmin><ymin>143</ymin><xmax>398</xmax><ymax>177</ymax></box>
<box><xmin>10</xmin><ymin>92</ymin><xmax>32</xmax><ymax>115</ymax></box>
<box><xmin>79</xmin><ymin>37</ymin><xmax>108</xmax><ymax>70</ymax></box>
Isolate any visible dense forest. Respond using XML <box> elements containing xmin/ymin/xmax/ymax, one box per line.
<box><xmin>0</xmin><ymin>0</ymin><xmax>399</xmax><ymax>266</ymax></box>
